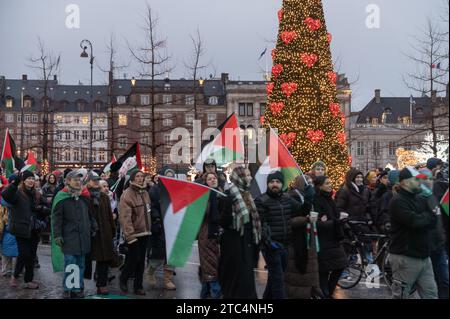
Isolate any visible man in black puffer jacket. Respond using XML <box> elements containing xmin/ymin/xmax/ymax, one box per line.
<box><xmin>388</xmin><ymin>167</ymin><xmax>438</xmax><ymax>299</ymax></box>
<box><xmin>255</xmin><ymin>171</ymin><xmax>301</xmax><ymax>299</ymax></box>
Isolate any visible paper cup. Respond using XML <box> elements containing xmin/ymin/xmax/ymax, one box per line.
<box><xmin>340</xmin><ymin>212</ymin><xmax>349</xmax><ymax>220</ymax></box>
<box><xmin>310</xmin><ymin>211</ymin><xmax>319</xmax><ymax>223</ymax></box>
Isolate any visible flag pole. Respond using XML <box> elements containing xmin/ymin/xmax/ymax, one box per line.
<box><xmin>1</xmin><ymin>128</ymin><xmax>8</xmax><ymax>163</ymax></box>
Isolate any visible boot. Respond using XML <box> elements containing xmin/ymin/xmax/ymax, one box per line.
<box><xmin>147</xmin><ymin>266</ymin><xmax>157</xmax><ymax>287</ymax></box>
<box><xmin>163</xmin><ymin>268</ymin><xmax>176</xmax><ymax>290</ymax></box>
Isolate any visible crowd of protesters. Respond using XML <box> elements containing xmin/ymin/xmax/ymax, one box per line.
<box><xmin>0</xmin><ymin>156</ymin><xmax>448</xmax><ymax>299</ymax></box>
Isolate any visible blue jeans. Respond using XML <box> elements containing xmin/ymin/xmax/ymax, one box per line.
<box><xmin>430</xmin><ymin>248</ymin><xmax>449</xmax><ymax>299</ymax></box>
<box><xmin>200</xmin><ymin>281</ymin><xmax>222</xmax><ymax>299</ymax></box>
<box><xmin>262</xmin><ymin>247</ymin><xmax>288</xmax><ymax>299</ymax></box>
<box><xmin>63</xmin><ymin>255</ymin><xmax>86</xmax><ymax>292</ymax></box>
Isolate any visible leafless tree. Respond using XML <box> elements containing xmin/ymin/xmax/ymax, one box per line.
<box><xmin>26</xmin><ymin>37</ymin><xmax>61</xmax><ymax>170</ymax></box>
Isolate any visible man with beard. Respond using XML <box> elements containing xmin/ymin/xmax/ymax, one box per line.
<box><xmin>255</xmin><ymin>171</ymin><xmax>301</xmax><ymax>299</ymax></box>
<box><xmin>388</xmin><ymin>167</ymin><xmax>439</xmax><ymax>299</ymax></box>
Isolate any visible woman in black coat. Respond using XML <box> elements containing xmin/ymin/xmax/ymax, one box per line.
<box><xmin>313</xmin><ymin>176</ymin><xmax>347</xmax><ymax>299</ymax></box>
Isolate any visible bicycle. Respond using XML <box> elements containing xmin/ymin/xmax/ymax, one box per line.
<box><xmin>337</xmin><ymin>220</ymin><xmax>393</xmax><ymax>290</ymax></box>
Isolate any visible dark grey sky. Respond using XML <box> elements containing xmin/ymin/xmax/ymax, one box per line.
<box><xmin>0</xmin><ymin>0</ymin><xmax>448</xmax><ymax>110</ymax></box>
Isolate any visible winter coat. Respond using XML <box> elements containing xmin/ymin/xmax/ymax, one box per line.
<box><xmin>389</xmin><ymin>188</ymin><xmax>437</xmax><ymax>259</ymax></box>
<box><xmin>284</xmin><ymin>190</ymin><xmax>322</xmax><ymax>299</ymax></box>
<box><xmin>255</xmin><ymin>191</ymin><xmax>302</xmax><ymax>246</ymax></box>
<box><xmin>52</xmin><ymin>193</ymin><xmax>93</xmax><ymax>255</ymax></box>
<box><xmin>1</xmin><ymin>184</ymin><xmax>49</xmax><ymax>239</ymax></box>
<box><xmin>0</xmin><ymin>201</ymin><xmax>18</xmax><ymax>257</ymax></box>
<box><xmin>42</xmin><ymin>183</ymin><xmax>57</xmax><ymax>206</ymax></box>
<box><xmin>119</xmin><ymin>183</ymin><xmax>151</xmax><ymax>244</ymax></box>
<box><xmin>313</xmin><ymin>190</ymin><xmax>347</xmax><ymax>272</ymax></box>
<box><xmin>0</xmin><ymin>176</ymin><xmax>8</xmax><ymax>201</ymax></box>
<box><xmin>89</xmin><ymin>191</ymin><xmax>116</xmax><ymax>262</ymax></box>
<box><xmin>335</xmin><ymin>169</ymin><xmax>373</xmax><ymax>222</ymax></box>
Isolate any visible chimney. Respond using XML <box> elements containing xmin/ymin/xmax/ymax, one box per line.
<box><xmin>22</xmin><ymin>74</ymin><xmax>28</xmax><ymax>81</ymax></box>
<box><xmin>431</xmin><ymin>90</ymin><xmax>437</xmax><ymax>103</ymax></box>
<box><xmin>221</xmin><ymin>73</ymin><xmax>229</xmax><ymax>84</ymax></box>
<box><xmin>375</xmin><ymin>89</ymin><xmax>381</xmax><ymax>104</ymax></box>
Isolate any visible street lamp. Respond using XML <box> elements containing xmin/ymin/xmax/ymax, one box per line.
<box><xmin>131</xmin><ymin>77</ymin><xmax>136</xmax><ymax>87</ymax></box>
<box><xmin>80</xmin><ymin>39</ymin><xmax>94</xmax><ymax>169</ymax></box>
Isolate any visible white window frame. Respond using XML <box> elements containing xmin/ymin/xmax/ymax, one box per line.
<box><xmin>118</xmin><ymin>114</ymin><xmax>127</xmax><ymax>126</ymax></box>
<box><xmin>5</xmin><ymin>114</ymin><xmax>14</xmax><ymax>123</ymax></box>
<box><xmin>207</xmin><ymin>114</ymin><xmax>217</xmax><ymax>126</ymax></box>
<box><xmin>185</xmin><ymin>95</ymin><xmax>195</xmax><ymax>105</ymax></box>
<box><xmin>140</xmin><ymin>95</ymin><xmax>150</xmax><ymax>105</ymax></box>
<box><xmin>163</xmin><ymin>95</ymin><xmax>172</xmax><ymax>105</ymax></box>
<box><xmin>185</xmin><ymin>114</ymin><xmax>194</xmax><ymax>126</ymax></box>
<box><xmin>117</xmin><ymin>96</ymin><xmax>126</xmax><ymax>105</ymax></box>
<box><xmin>208</xmin><ymin>96</ymin><xmax>218</xmax><ymax>106</ymax></box>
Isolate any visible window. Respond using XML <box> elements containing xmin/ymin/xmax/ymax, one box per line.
<box><xmin>82</xmin><ymin>116</ymin><xmax>89</xmax><ymax>125</ymax></box>
<box><xmin>17</xmin><ymin>114</ymin><xmax>22</xmax><ymax>123</ymax></box>
<box><xmin>73</xmin><ymin>150</ymin><xmax>80</xmax><ymax>162</ymax></box>
<box><xmin>371</xmin><ymin>117</ymin><xmax>379</xmax><ymax>125</ymax></box>
<box><xmin>74</xmin><ymin>131</ymin><xmax>80</xmax><ymax>141</ymax></box>
<box><xmin>140</xmin><ymin>113</ymin><xmax>150</xmax><ymax>126</ymax></box>
<box><xmin>65</xmin><ymin>116</ymin><xmax>71</xmax><ymax>124</ymax></box>
<box><xmin>97</xmin><ymin>117</ymin><xmax>106</xmax><ymax>125</ymax></box>
<box><xmin>239</xmin><ymin>103</ymin><xmax>246</xmax><ymax>116</ymax></box>
<box><xmin>95</xmin><ymin>101</ymin><xmax>102</xmax><ymax>111</ymax></box>
<box><xmin>64</xmin><ymin>149</ymin><xmax>71</xmax><ymax>162</ymax></box>
<box><xmin>207</xmin><ymin>114</ymin><xmax>217</xmax><ymax>126</ymax></box>
<box><xmin>185</xmin><ymin>95</ymin><xmax>195</xmax><ymax>105</ymax></box>
<box><xmin>92</xmin><ymin>131</ymin><xmax>97</xmax><ymax>140</ymax></box>
<box><xmin>118</xmin><ymin>114</ymin><xmax>127</xmax><ymax>126</ymax></box>
<box><xmin>260</xmin><ymin>103</ymin><xmax>266</xmax><ymax>115</ymax></box>
<box><xmin>6</xmin><ymin>98</ymin><xmax>13</xmax><ymax>108</ymax></box>
<box><xmin>57</xmin><ymin>149</ymin><xmax>63</xmax><ymax>162</ymax></box>
<box><xmin>373</xmin><ymin>141</ymin><xmax>381</xmax><ymax>156</ymax></box>
<box><xmin>118</xmin><ymin>136</ymin><xmax>127</xmax><ymax>148</ymax></box>
<box><xmin>5</xmin><ymin>114</ymin><xmax>14</xmax><ymax>123</ymax></box>
<box><xmin>24</xmin><ymin>114</ymin><xmax>30</xmax><ymax>123</ymax></box>
<box><xmin>99</xmin><ymin>149</ymin><xmax>106</xmax><ymax>162</ymax></box>
<box><xmin>163</xmin><ymin>95</ymin><xmax>172</xmax><ymax>105</ymax></box>
<box><xmin>73</xmin><ymin>116</ymin><xmax>80</xmax><ymax>124</ymax></box>
<box><xmin>65</xmin><ymin>131</ymin><xmax>71</xmax><ymax>140</ymax></box>
<box><xmin>82</xmin><ymin>131</ymin><xmax>88</xmax><ymax>140</ymax></box>
<box><xmin>356</xmin><ymin>141</ymin><xmax>365</xmax><ymax>156</ymax></box>
<box><xmin>401</xmin><ymin>116</ymin><xmax>411</xmax><ymax>125</ymax></box>
<box><xmin>164</xmin><ymin>134</ymin><xmax>171</xmax><ymax>145</ymax></box>
<box><xmin>77</xmin><ymin>101</ymin><xmax>85</xmax><ymax>111</ymax></box>
<box><xmin>404</xmin><ymin>142</ymin><xmax>412</xmax><ymax>151</ymax></box>
<box><xmin>116</xmin><ymin>96</ymin><xmax>126</xmax><ymax>104</ymax></box>
<box><xmin>209</xmin><ymin>96</ymin><xmax>218</xmax><ymax>105</ymax></box>
<box><xmin>24</xmin><ymin>99</ymin><xmax>32</xmax><ymax>108</ymax></box>
<box><xmin>388</xmin><ymin>142</ymin><xmax>396</xmax><ymax>156</ymax></box>
<box><xmin>99</xmin><ymin>131</ymin><xmax>105</xmax><ymax>140</ymax></box>
<box><xmin>185</xmin><ymin>114</ymin><xmax>194</xmax><ymax>126</ymax></box>
<box><xmin>56</xmin><ymin>131</ymin><xmax>62</xmax><ymax>141</ymax></box>
<box><xmin>81</xmin><ymin>149</ymin><xmax>88</xmax><ymax>162</ymax></box>
<box><xmin>56</xmin><ymin>115</ymin><xmax>63</xmax><ymax>123</ymax></box>
<box><xmin>140</xmin><ymin>135</ymin><xmax>149</xmax><ymax>146</ymax></box>
<box><xmin>31</xmin><ymin>114</ymin><xmax>38</xmax><ymax>123</ymax></box>
<box><xmin>140</xmin><ymin>95</ymin><xmax>150</xmax><ymax>105</ymax></box>
<box><xmin>247</xmin><ymin>104</ymin><xmax>254</xmax><ymax>116</ymax></box>
<box><xmin>163</xmin><ymin>154</ymin><xmax>171</xmax><ymax>164</ymax></box>
<box><xmin>163</xmin><ymin>114</ymin><xmax>173</xmax><ymax>127</ymax></box>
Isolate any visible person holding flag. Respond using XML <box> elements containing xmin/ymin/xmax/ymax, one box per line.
<box><xmin>118</xmin><ymin>169</ymin><xmax>151</xmax><ymax>296</ymax></box>
<box><xmin>218</xmin><ymin>166</ymin><xmax>261</xmax><ymax>299</ymax></box>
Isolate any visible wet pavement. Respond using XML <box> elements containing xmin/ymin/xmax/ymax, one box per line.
<box><xmin>0</xmin><ymin>243</ymin><xmax>394</xmax><ymax>299</ymax></box>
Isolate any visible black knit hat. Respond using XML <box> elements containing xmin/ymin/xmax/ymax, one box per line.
<box><xmin>20</xmin><ymin>170</ymin><xmax>35</xmax><ymax>182</ymax></box>
<box><xmin>267</xmin><ymin>170</ymin><xmax>284</xmax><ymax>185</ymax></box>
<box><xmin>129</xmin><ymin>168</ymin><xmax>142</xmax><ymax>182</ymax></box>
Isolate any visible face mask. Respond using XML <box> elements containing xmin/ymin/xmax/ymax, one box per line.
<box><xmin>420</xmin><ymin>184</ymin><xmax>433</xmax><ymax>197</ymax></box>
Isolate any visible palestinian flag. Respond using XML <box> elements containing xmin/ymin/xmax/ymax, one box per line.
<box><xmin>20</xmin><ymin>151</ymin><xmax>38</xmax><ymax>173</ymax></box>
<box><xmin>50</xmin><ymin>187</ymin><xmax>90</xmax><ymax>272</ymax></box>
<box><xmin>1</xmin><ymin>128</ymin><xmax>21</xmax><ymax>177</ymax></box>
<box><xmin>252</xmin><ymin>127</ymin><xmax>303</xmax><ymax>196</ymax></box>
<box><xmin>441</xmin><ymin>189</ymin><xmax>449</xmax><ymax>216</ymax></box>
<box><xmin>159</xmin><ymin>176</ymin><xmax>220</xmax><ymax>267</ymax></box>
<box><xmin>102</xmin><ymin>154</ymin><xmax>117</xmax><ymax>174</ymax></box>
<box><xmin>194</xmin><ymin>113</ymin><xmax>244</xmax><ymax>170</ymax></box>
<box><xmin>117</xmin><ymin>143</ymin><xmax>142</xmax><ymax>170</ymax></box>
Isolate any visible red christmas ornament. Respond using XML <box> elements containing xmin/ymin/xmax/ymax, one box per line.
<box><xmin>329</xmin><ymin>102</ymin><xmax>341</xmax><ymax>117</ymax></box>
<box><xmin>304</xmin><ymin>17</ymin><xmax>322</xmax><ymax>31</ymax></box>
<box><xmin>280</xmin><ymin>132</ymin><xmax>296</xmax><ymax>149</ymax></box>
<box><xmin>281</xmin><ymin>31</ymin><xmax>298</xmax><ymax>45</ymax></box>
<box><xmin>269</xmin><ymin>102</ymin><xmax>285</xmax><ymax>116</ymax></box>
<box><xmin>300</xmin><ymin>53</ymin><xmax>318</xmax><ymax>68</ymax></box>
<box><xmin>328</xmin><ymin>71</ymin><xmax>337</xmax><ymax>85</ymax></box>
<box><xmin>348</xmin><ymin>155</ymin><xmax>353</xmax><ymax>166</ymax></box>
<box><xmin>272</xmin><ymin>49</ymin><xmax>277</xmax><ymax>61</ymax></box>
<box><xmin>281</xmin><ymin>82</ymin><xmax>298</xmax><ymax>98</ymax></box>
<box><xmin>272</xmin><ymin>64</ymin><xmax>284</xmax><ymax>78</ymax></box>
<box><xmin>267</xmin><ymin>83</ymin><xmax>275</xmax><ymax>95</ymax></box>
<box><xmin>278</xmin><ymin>9</ymin><xmax>283</xmax><ymax>23</ymax></box>
<box><xmin>307</xmin><ymin>130</ymin><xmax>325</xmax><ymax>143</ymax></box>
<box><xmin>336</xmin><ymin>132</ymin><xmax>346</xmax><ymax>145</ymax></box>
<box><xmin>327</xmin><ymin>33</ymin><xmax>332</xmax><ymax>43</ymax></box>
<box><xmin>260</xmin><ymin>115</ymin><xmax>265</xmax><ymax>125</ymax></box>
<box><xmin>340</xmin><ymin>113</ymin><xmax>346</xmax><ymax>126</ymax></box>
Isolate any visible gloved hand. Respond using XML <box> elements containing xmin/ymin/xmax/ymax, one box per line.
<box><xmin>12</xmin><ymin>175</ymin><xmax>20</xmax><ymax>186</ymax></box>
<box><xmin>54</xmin><ymin>237</ymin><xmax>64</xmax><ymax>247</ymax></box>
<box><xmin>304</xmin><ymin>184</ymin><xmax>315</xmax><ymax>201</ymax></box>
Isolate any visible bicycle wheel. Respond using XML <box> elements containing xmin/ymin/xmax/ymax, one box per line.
<box><xmin>337</xmin><ymin>241</ymin><xmax>364</xmax><ymax>289</ymax></box>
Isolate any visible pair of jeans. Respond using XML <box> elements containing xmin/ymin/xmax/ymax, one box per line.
<box><xmin>120</xmin><ymin>236</ymin><xmax>149</xmax><ymax>291</ymax></box>
<box><xmin>63</xmin><ymin>254</ymin><xmax>86</xmax><ymax>292</ymax></box>
<box><xmin>262</xmin><ymin>247</ymin><xmax>288</xmax><ymax>299</ymax></box>
<box><xmin>389</xmin><ymin>253</ymin><xmax>438</xmax><ymax>299</ymax></box>
<box><xmin>96</xmin><ymin>261</ymin><xmax>109</xmax><ymax>288</ymax></box>
<box><xmin>430</xmin><ymin>248</ymin><xmax>449</xmax><ymax>299</ymax></box>
<box><xmin>320</xmin><ymin>269</ymin><xmax>345</xmax><ymax>298</ymax></box>
<box><xmin>14</xmin><ymin>232</ymin><xmax>39</xmax><ymax>283</ymax></box>
<box><xmin>200</xmin><ymin>281</ymin><xmax>222</xmax><ymax>299</ymax></box>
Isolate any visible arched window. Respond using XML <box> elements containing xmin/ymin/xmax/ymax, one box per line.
<box><xmin>209</xmin><ymin>96</ymin><xmax>218</xmax><ymax>106</ymax></box>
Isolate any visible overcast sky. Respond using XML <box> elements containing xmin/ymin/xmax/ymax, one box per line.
<box><xmin>0</xmin><ymin>0</ymin><xmax>448</xmax><ymax>110</ymax></box>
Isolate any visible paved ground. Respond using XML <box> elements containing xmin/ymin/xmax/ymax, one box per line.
<box><xmin>0</xmin><ymin>243</ymin><xmax>394</xmax><ymax>299</ymax></box>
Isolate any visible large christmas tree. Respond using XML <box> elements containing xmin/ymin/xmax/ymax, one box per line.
<box><xmin>263</xmin><ymin>0</ymin><xmax>350</xmax><ymax>188</ymax></box>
